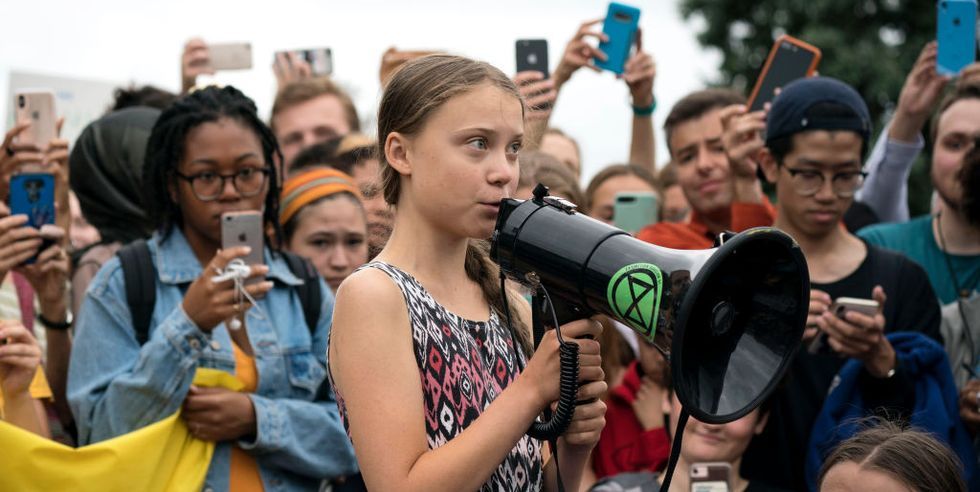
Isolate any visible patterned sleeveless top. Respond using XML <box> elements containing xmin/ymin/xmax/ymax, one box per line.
<box><xmin>331</xmin><ymin>261</ymin><xmax>543</xmax><ymax>491</ymax></box>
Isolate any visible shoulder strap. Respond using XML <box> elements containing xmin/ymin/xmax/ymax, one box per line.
<box><xmin>118</xmin><ymin>240</ymin><xmax>155</xmax><ymax>345</ymax></box>
<box><xmin>281</xmin><ymin>252</ymin><xmax>321</xmax><ymax>337</ymax></box>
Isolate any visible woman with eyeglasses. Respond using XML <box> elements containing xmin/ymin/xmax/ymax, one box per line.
<box><xmin>67</xmin><ymin>86</ymin><xmax>358</xmax><ymax>491</ymax></box>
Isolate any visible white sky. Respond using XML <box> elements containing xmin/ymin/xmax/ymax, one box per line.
<box><xmin>0</xmin><ymin>0</ymin><xmax>721</xmax><ymax>185</ymax></box>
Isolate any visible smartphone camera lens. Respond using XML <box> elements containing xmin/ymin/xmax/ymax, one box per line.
<box><xmin>17</xmin><ymin>95</ymin><xmax>25</xmax><ymax>108</ymax></box>
<box><xmin>835</xmin><ymin>305</ymin><xmax>847</xmax><ymax>318</ymax></box>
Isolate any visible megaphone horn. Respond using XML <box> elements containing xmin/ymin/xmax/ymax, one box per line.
<box><xmin>490</xmin><ymin>185</ymin><xmax>809</xmax><ymax>428</ymax></box>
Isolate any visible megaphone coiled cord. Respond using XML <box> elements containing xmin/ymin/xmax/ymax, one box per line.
<box><xmin>499</xmin><ymin>272</ymin><xmax>579</xmax><ymax>492</ymax></box>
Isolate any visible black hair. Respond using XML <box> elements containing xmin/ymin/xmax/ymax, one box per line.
<box><xmin>144</xmin><ymin>85</ymin><xmax>284</xmax><ymax>248</ymax></box>
<box><xmin>110</xmin><ymin>85</ymin><xmax>178</xmax><ymax>113</ymax></box>
<box><xmin>288</xmin><ymin>138</ymin><xmax>343</xmax><ymax>175</ymax></box>
<box><xmin>767</xmin><ymin>101</ymin><xmax>869</xmax><ymax>166</ymax></box>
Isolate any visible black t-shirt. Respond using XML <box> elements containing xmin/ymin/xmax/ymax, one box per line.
<box><xmin>740</xmin><ymin>243</ymin><xmax>942</xmax><ymax>491</ymax></box>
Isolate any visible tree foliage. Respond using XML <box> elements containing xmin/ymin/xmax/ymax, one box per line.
<box><xmin>679</xmin><ymin>0</ymin><xmax>935</xmax><ymax>127</ymax></box>
<box><xmin>679</xmin><ymin>0</ymin><xmax>938</xmax><ymax>214</ymax></box>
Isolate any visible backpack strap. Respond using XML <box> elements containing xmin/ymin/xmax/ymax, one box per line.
<box><xmin>281</xmin><ymin>252</ymin><xmax>322</xmax><ymax>337</ymax></box>
<box><xmin>117</xmin><ymin>240</ymin><xmax>155</xmax><ymax>345</ymax></box>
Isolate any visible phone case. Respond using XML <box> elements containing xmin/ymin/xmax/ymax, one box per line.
<box><xmin>831</xmin><ymin>297</ymin><xmax>879</xmax><ymax>318</ymax></box>
<box><xmin>595</xmin><ymin>2</ymin><xmax>641</xmax><ymax>74</ymax></box>
<box><xmin>9</xmin><ymin>173</ymin><xmax>55</xmax><ymax>264</ymax></box>
<box><xmin>516</xmin><ymin>39</ymin><xmax>550</xmax><ymax>78</ymax></box>
<box><xmin>209</xmin><ymin>42</ymin><xmax>253</xmax><ymax>71</ymax></box>
<box><xmin>690</xmin><ymin>462</ymin><xmax>732</xmax><ymax>492</ymax></box>
<box><xmin>14</xmin><ymin>90</ymin><xmax>57</xmax><ymax>149</ymax></box>
<box><xmin>937</xmin><ymin>0</ymin><xmax>978</xmax><ymax>76</ymax></box>
<box><xmin>613</xmin><ymin>192</ymin><xmax>659</xmax><ymax>234</ymax></box>
<box><xmin>747</xmin><ymin>35</ymin><xmax>822</xmax><ymax>112</ymax></box>
<box><xmin>221</xmin><ymin>212</ymin><xmax>264</xmax><ymax>270</ymax></box>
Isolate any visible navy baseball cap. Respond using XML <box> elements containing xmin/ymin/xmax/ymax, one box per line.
<box><xmin>765</xmin><ymin>77</ymin><xmax>871</xmax><ymax>147</ymax></box>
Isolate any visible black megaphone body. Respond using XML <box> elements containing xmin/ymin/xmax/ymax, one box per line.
<box><xmin>490</xmin><ymin>186</ymin><xmax>809</xmax><ymax>427</ymax></box>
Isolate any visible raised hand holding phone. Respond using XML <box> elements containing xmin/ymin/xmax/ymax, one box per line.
<box><xmin>622</xmin><ymin>28</ymin><xmax>655</xmax><ymax>107</ymax></box>
<box><xmin>181</xmin><ymin>38</ymin><xmax>214</xmax><ymax>93</ymax></box>
<box><xmin>553</xmin><ymin>18</ymin><xmax>608</xmax><ymax>88</ymax></box>
<box><xmin>594</xmin><ymin>2</ymin><xmax>641</xmax><ymax>75</ymax></box>
<box><xmin>746</xmin><ymin>35</ymin><xmax>821</xmax><ymax>113</ymax></box>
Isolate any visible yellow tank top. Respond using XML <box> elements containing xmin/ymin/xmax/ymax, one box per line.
<box><xmin>230</xmin><ymin>342</ymin><xmax>264</xmax><ymax>492</ymax></box>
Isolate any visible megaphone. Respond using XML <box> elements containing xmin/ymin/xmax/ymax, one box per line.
<box><xmin>490</xmin><ymin>185</ymin><xmax>809</xmax><ymax>434</ymax></box>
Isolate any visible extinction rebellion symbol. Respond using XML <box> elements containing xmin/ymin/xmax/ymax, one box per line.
<box><xmin>606</xmin><ymin>263</ymin><xmax>663</xmax><ymax>342</ymax></box>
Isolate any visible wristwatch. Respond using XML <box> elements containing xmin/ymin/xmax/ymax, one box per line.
<box><xmin>38</xmin><ymin>310</ymin><xmax>73</xmax><ymax>330</ymax></box>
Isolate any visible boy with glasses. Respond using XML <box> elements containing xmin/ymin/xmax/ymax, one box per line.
<box><xmin>734</xmin><ymin>77</ymin><xmax>945</xmax><ymax>490</ymax></box>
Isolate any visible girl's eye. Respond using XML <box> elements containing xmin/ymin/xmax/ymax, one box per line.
<box><xmin>507</xmin><ymin>141</ymin><xmax>522</xmax><ymax>154</ymax></box>
<box><xmin>467</xmin><ymin>138</ymin><xmax>488</xmax><ymax>150</ymax></box>
<box><xmin>346</xmin><ymin>238</ymin><xmax>365</xmax><ymax>248</ymax></box>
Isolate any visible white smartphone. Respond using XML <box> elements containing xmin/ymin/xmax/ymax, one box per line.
<box><xmin>830</xmin><ymin>297</ymin><xmax>879</xmax><ymax>319</ymax></box>
<box><xmin>209</xmin><ymin>42</ymin><xmax>253</xmax><ymax>71</ymax></box>
<box><xmin>13</xmin><ymin>90</ymin><xmax>57</xmax><ymax>150</ymax></box>
<box><xmin>691</xmin><ymin>462</ymin><xmax>732</xmax><ymax>492</ymax></box>
<box><xmin>221</xmin><ymin>211</ymin><xmax>264</xmax><ymax>284</ymax></box>
<box><xmin>808</xmin><ymin>297</ymin><xmax>879</xmax><ymax>354</ymax></box>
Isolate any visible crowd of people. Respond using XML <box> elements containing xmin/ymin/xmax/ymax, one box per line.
<box><xmin>0</xmin><ymin>14</ymin><xmax>978</xmax><ymax>492</ymax></box>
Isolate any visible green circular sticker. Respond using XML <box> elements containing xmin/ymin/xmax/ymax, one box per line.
<box><xmin>606</xmin><ymin>263</ymin><xmax>663</xmax><ymax>342</ymax></box>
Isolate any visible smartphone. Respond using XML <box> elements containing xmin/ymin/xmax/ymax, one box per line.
<box><xmin>209</xmin><ymin>42</ymin><xmax>253</xmax><ymax>71</ymax></box>
<box><xmin>746</xmin><ymin>35</ymin><xmax>822</xmax><ymax>113</ymax></box>
<box><xmin>807</xmin><ymin>297</ymin><xmax>880</xmax><ymax>354</ymax></box>
<box><xmin>278</xmin><ymin>48</ymin><xmax>333</xmax><ymax>76</ymax></box>
<box><xmin>690</xmin><ymin>462</ymin><xmax>732</xmax><ymax>492</ymax></box>
<box><xmin>613</xmin><ymin>192</ymin><xmax>659</xmax><ymax>234</ymax></box>
<box><xmin>9</xmin><ymin>173</ymin><xmax>55</xmax><ymax>264</ymax></box>
<box><xmin>516</xmin><ymin>39</ymin><xmax>550</xmax><ymax>78</ymax></box>
<box><xmin>830</xmin><ymin>297</ymin><xmax>879</xmax><ymax>318</ymax></box>
<box><xmin>221</xmin><ymin>211</ymin><xmax>264</xmax><ymax>283</ymax></box>
<box><xmin>937</xmin><ymin>0</ymin><xmax>978</xmax><ymax>76</ymax></box>
<box><xmin>595</xmin><ymin>2</ymin><xmax>641</xmax><ymax>74</ymax></box>
<box><xmin>13</xmin><ymin>90</ymin><xmax>57</xmax><ymax>151</ymax></box>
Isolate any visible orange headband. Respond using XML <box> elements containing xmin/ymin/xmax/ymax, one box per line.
<box><xmin>279</xmin><ymin>168</ymin><xmax>362</xmax><ymax>225</ymax></box>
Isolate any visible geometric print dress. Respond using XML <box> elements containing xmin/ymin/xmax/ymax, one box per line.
<box><xmin>332</xmin><ymin>261</ymin><xmax>543</xmax><ymax>491</ymax></box>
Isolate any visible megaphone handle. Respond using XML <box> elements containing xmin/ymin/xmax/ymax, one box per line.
<box><xmin>659</xmin><ymin>408</ymin><xmax>690</xmax><ymax>492</ymax></box>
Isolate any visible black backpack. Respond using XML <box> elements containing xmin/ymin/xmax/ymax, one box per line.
<box><xmin>117</xmin><ymin>239</ymin><xmax>321</xmax><ymax>344</ymax></box>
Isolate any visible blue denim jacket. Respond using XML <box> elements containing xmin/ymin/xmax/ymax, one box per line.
<box><xmin>67</xmin><ymin>228</ymin><xmax>358</xmax><ymax>491</ymax></box>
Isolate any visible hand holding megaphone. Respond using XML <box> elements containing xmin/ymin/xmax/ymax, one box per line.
<box><xmin>520</xmin><ymin>319</ymin><xmax>603</xmax><ymax>407</ymax></box>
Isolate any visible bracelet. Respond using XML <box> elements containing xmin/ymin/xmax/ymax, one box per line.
<box><xmin>632</xmin><ymin>98</ymin><xmax>656</xmax><ymax>117</ymax></box>
<box><xmin>38</xmin><ymin>311</ymin><xmax>73</xmax><ymax>331</ymax></box>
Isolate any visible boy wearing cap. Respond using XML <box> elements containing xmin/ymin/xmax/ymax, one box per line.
<box><xmin>734</xmin><ymin>77</ymin><xmax>945</xmax><ymax>490</ymax></box>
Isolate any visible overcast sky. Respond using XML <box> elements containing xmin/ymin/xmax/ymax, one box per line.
<box><xmin>0</xmin><ymin>0</ymin><xmax>722</xmax><ymax>185</ymax></box>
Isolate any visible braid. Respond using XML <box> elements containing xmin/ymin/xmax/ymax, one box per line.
<box><xmin>464</xmin><ymin>240</ymin><xmax>532</xmax><ymax>358</ymax></box>
<box><xmin>144</xmin><ymin>86</ymin><xmax>284</xmax><ymax>249</ymax></box>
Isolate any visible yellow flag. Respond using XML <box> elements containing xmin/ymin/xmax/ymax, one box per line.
<box><xmin>0</xmin><ymin>368</ymin><xmax>244</xmax><ymax>492</ymax></box>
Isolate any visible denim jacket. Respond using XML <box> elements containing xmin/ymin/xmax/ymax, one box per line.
<box><xmin>67</xmin><ymin>228</ymin><xmax>358</xmax><ymax>491</ymax></box>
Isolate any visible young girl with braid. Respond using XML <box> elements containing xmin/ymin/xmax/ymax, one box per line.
<box><xmin>328</xmin><ymin>54</ymin><xmax>607</xmax><ymax>491</ymax></box>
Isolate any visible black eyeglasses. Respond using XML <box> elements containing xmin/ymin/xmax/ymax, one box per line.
<box><xmin>174</xmin><ymin>167</ymin><xmax>271</xmax><ymax>201</ymax></box>
<box><xmin>783</xmin><ymin>167</ymin><xmax>868</xmax><ymax>198</ymax></box>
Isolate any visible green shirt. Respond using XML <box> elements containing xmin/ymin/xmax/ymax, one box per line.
<box><xmin>859</xmin><ymin>215</ymin><xmax>980</xmax><ymax>305</ymax></box>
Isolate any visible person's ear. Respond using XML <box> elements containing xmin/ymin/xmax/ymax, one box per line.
<box><xmin>168</xmin><ymin>175</ymin><xmax>179</xmax><ymax>204</ymax></box>
<box><xmin>754</xmin><ymin>410</ymin><xmax>770</xmax><ymax>435</ymax></box>
<box><xmin>384</xmin><ymin>132</ymin><xmax>412</xmax><ymax>178</ymax></box>
<box><xmin>759</xmin><ymin>148</ymin><xmax>780</xmax><ymax>184</ymax></box>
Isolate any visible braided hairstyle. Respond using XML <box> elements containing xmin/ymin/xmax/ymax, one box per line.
<box><xmin>144</xmin><ymin>85</ymin><xmax>284</xmax><ymax>248</ymax></box>
<box><xmin>377</xmin><ymin>55</ymin><xmax>532</xmax><ymax>357</ymax></box>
